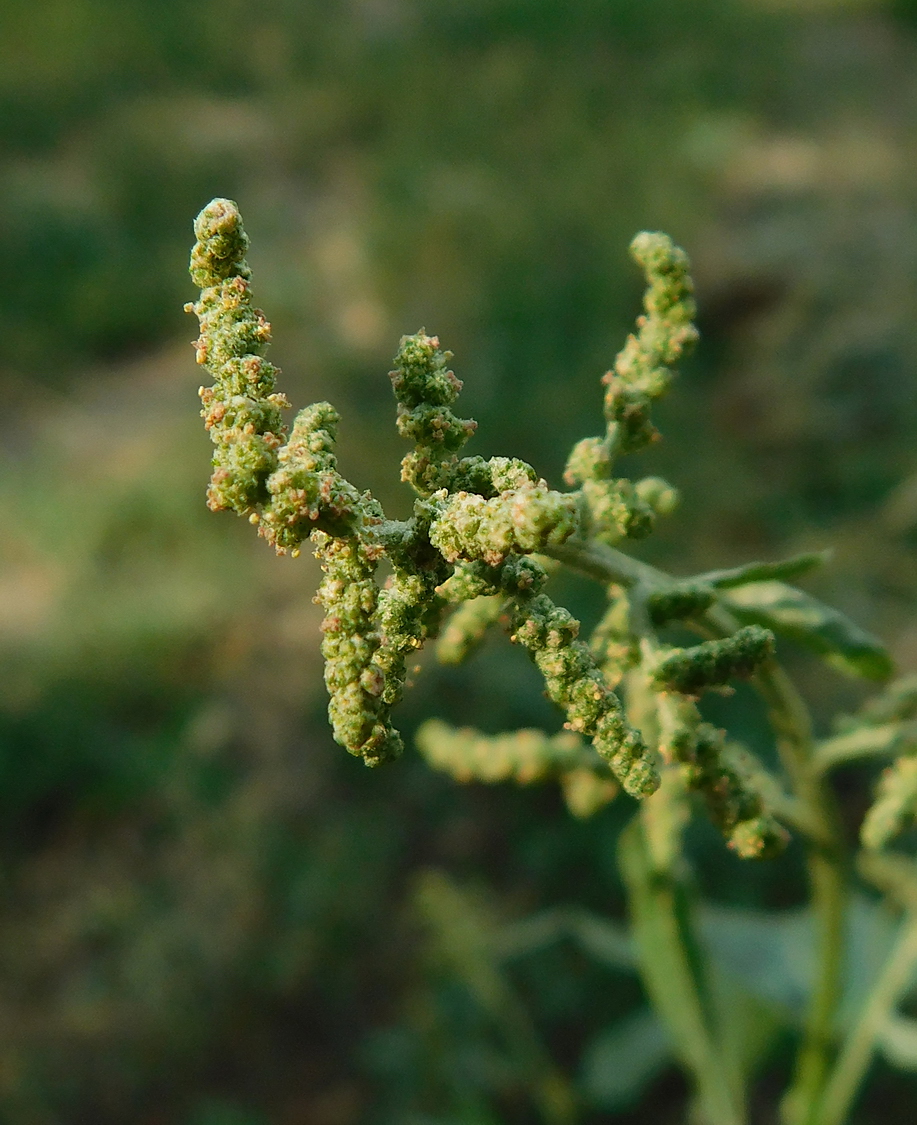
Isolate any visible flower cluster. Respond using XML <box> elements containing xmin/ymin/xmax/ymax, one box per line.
<box><xmin>563</xmin><ymin>231</ymin><xmax>696</xmax><ymax>546</ymax></box>
<box><xmin>187</xmin><ymin>199</ymin><xmax>655</xmax><ymax>786</ymax></box>
<box><xmin>188</xmin><ymin>198</ymin><xmax>895</xmax><ymax>860</ymax></box>
<box><xmin>416</xmin><ymin>720</ymin><xmax>618</xmax><ymax>819</ymax></box>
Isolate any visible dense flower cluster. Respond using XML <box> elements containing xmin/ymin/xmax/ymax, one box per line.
<box><xmin>188</xmin><ymin>198</ymin><xmax>901</xmax><ymax>860</ymax></box>
<box><xmin>416</xmin><ymin>720</ymin><xmax>618</xmax><ymax>819</ymax></box>
<box><xmin>185</xmin><ymin>197</ymin><xmax>917</xmax><ymax>1125</ymax></box>
<box><xmin>187</xmin><ymin>199</ymin><xmax>654</xmax><ymax>784</ymax></box>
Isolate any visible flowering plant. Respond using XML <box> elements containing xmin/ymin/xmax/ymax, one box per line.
<box><xmin>187</xmin><ymin>198</ymin><xmax>917</xmax><ymax>1125</ymax></box>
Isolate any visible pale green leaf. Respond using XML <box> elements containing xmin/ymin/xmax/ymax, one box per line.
<box><xmin>721</xmin><ymin>581</ymin><xmax>892</xmax><ymax>681</ymax></box>
<box><xmin>696</xmin><ymin>551</ymin><xmax>829</xmax><ymax>589</ymax></box>
<box><xmin>495</xmin><ymin>908</ymin><xmax>634</xmax><ymax>970</ymax></box>
<box><xmin>814</xmin><ymin>722</ymin><xmax>917</xmax><ymax>775</ymax></box>
<box><xmin>699</xmin><ymin>897</ymin><xmax>899</xmax><ymax>1026</ymax></box>
<box><xmin>580</xmin><ymin>1008</ymin><xmax>671</xmax><ymax>1109</ymax></box>
<box><xmin>878</xmin><ymin>1014</ymin><xmax>917</xmax><ymax>1070</ymax></box>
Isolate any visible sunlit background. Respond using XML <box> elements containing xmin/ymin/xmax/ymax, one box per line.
<box><xmin>3</xmin><ymin>1</ymin><xmax>917</xmax><ymax>1121</ymax></box>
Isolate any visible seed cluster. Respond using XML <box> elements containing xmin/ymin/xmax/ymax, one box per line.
<box><xmin>314</xmin><ymin>532</ymin><xmax>401</xmax><ymax>766</ymax></box>
<box><xmin>652</xmin><ymin>626</ymin><xmax>776</xmax><ymax>696</ymax></box>
<box><xmin>416</xmin><ymin>720</ymin><xmax>618</xmax><ymax>819</ymax></box>
<box><xmin>188</xmin><ymin>198</ymin><xmax>823</xmax><ymax>856</ymax></box>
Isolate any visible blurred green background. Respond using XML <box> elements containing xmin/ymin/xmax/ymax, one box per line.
<box><xmin>3</xmin><ymin>0</ymin><xmax>917</xmax><ymax>1121</ymax></box>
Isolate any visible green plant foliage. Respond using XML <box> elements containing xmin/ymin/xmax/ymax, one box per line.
<box><xmin>580</xmin><ymin>1007</ymin><xmax>671</xmax><ymax>1110</ymax></box>
<box><xmin>189</xmin><ymin>199</ymin><xmax>843</xmax><ymax>832</ymax></box>
<box><xmin>188</xmin><ymin>196</ymin><xmax>917</xmax><ymax>1125</ymax></box>
<box><xmin>720</xmin><ymin>582</ymin><xmax>893</xmax><ymax>682</ymax></box>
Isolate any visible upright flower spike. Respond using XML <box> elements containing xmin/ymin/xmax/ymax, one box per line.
<box><xmin>186</xmin><ymin>198</ymin><xmax>291</xmax><ymax>516</ymax></box>
<box><xmin>188</xmin><ymin>201</ymin><xmax>814</xmax><ymax>860</ymax></box>
<box><xmin>563</xmin><ymin>232</ymin><xmax>693</xmax><ymax>544</ymax></box>
<box><xmin>188</xmin><ymin>199</ymin><xmax>405</xmax><ymax>764</ymax></box>
<box><xmin>260</xmin><ymin>403</ymin><xmax>366</xmax><ymax>551</ymax></box>
<box><xmin>390</xmin><ymin>331</ymin><xmax>478</xmax><ymax>496</ymax></box>
<box><xmin>603</xmin><ymin>232</ymin><xmax>699</xmax><ymax>460</ymax></box>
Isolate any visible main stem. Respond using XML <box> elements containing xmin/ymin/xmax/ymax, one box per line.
<box><xmin>817</xmin><ymin>911</ymin><xmax>917</xmax><ymax>1125</ymax></box>
<box><xmin>752</xmin><ymin>663</ymin><xmax>846</xmax><ymax>1125</ymax></box>
<box><xmin>620</xmin><ymin>814</ymin><xmax>745</xmax><ymax>1125</ymax></box>
<box><xmin>547</xmin><ymin>540</ymin><xmax>848</xmax><ymax>1125</ymax></box>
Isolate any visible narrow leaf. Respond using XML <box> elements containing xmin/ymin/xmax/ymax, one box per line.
<box><xmin>720</xmin><ymin>581</ymin><xmax>893</xmax><ymax>681</ymax></box>
<box><xmin>570</xmin><ymin>910</ymin><xmax>636</xmax><ymax>970</ymax></box>
<box><xmin>581</xmin><ymin>1008</ymin><xmax>672</xmax><ymax>1108</ymax></box>
<box><xmin>814</xmin><ymin>722</ymin><xmax>917</xmax><ymax>775</ymax></box>
<box><xmin>694</xmin><ymin>551</ymin><xmax>829</xmax><ymax>589</ymax></box>
<box><xmin>495</xmin><ymin>908</ymin><xmax>634</xmax><ymax>970</ymax></box>
<box><xmin>415</xmin><ymin>872</ymin><xmax>578</xmax><ymax>1125</ymax></box>
<box><xmin>878</xmin><ymin>1014</ymin><xmax>917</xmax><ymax>1070</ymax></box>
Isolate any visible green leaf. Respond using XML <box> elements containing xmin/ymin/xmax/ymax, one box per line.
<box><xmin>569</xmin><ymin>911</ymin><xmax>636</xmax><ymax>970</ymax></box>
<box><xmin>699</xmin><ymin>897</ymin><xmax>899</xmax><ymax>1027</ymax></box>
<box><xmin>851</xmin><ymin>674</ymin><xmax>917</xmax><ymax>726</ymax></box>
<box><xmin>700</xmin><ymin>905</ymin><xmax>813</xmax><ymax>1018</ymax></box>
<box><xmin>580</xmin><ymin>1008</ymin><xmax>672</xmax><ymax>1108</ymax></box>
<box><xmin>695</xmin><ymin>551</ymin><xmax>830</xmax><ymax>590</ymax></box>
<box><xmin>720</xmin><ymin>581</ymin><xmax>893</xmax><ymax>681</ymax></box>
<box><xmin>495</xmin><ymin>908</ymin><xmax>634</xmax><ymax>970</ymax></box>
<box><xmin>878</xmin><ymin>1014</ymin><xmax>917</xmax><ymax>1070</ymax></box>
<box><xmin>813</xmin><ymin>722</ymin><xmax>917</xmax><ymax>775</ymax></box>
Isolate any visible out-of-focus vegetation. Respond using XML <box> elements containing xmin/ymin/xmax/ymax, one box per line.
<box><xmin>3</xmin><ymin>0</ymin><xmax>917</xmax><ymax>1121</ymax></box>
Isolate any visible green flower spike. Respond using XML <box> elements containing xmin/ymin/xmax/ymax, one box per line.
<box><xmin>186</xmin><ymin>199</ymin><xmax>816</xmax><ymax>859</ymax></box>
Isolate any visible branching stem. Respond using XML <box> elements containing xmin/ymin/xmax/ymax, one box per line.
<box><xmin>546</xmin><ymin>539</ymin><xmax>849</xmax><ymax>1125</ymax></box>
<box><xmin>752</xmin><ymin>663</ymin><xmax>846</xmax><ymax>1125</ymax></box>
<box><xmin>817</xmin><ymin>910</ymin><xmax>917</xmax><ymax>1125</ymax></box>
<box><xmin>620</xmin><ymin>816</ymin><xmax>746</xmax><ymax>1125</ymax></box>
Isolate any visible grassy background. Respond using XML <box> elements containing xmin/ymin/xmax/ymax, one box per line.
<box><xmin>2</xmin><ymin>0</ymin><xmax>917</xmax><ymax>1121</ymax></box>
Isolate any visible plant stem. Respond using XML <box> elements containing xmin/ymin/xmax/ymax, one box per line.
<box><xmin>548</xmin><ymin>539</ymin><xmax>849</xmax><ymax>1125</ymax></box>
<box><xmin>546</xmin><ymin>539</ymin><xmax>665</xmax><ymax>590</ymax></box>
<box><xmin>619</xmin><ymin>815</ymin><xmax>746</xmax><ymax>1125</ymax></box>
<box><xmin>817</xmin><ymin>911</ymin><xmax>917</xmax><ymax>1125</ymax></box>
<box><xmin>751</xmin><ymin>662</ymin><xmax>847</xmax><ymax>1125</ymax></box>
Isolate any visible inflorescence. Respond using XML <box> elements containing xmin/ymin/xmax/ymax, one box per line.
<box><xmin>187</xmin><ymin>198</ymin><xmax>900</xmax><ymax>858</ymax></box>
